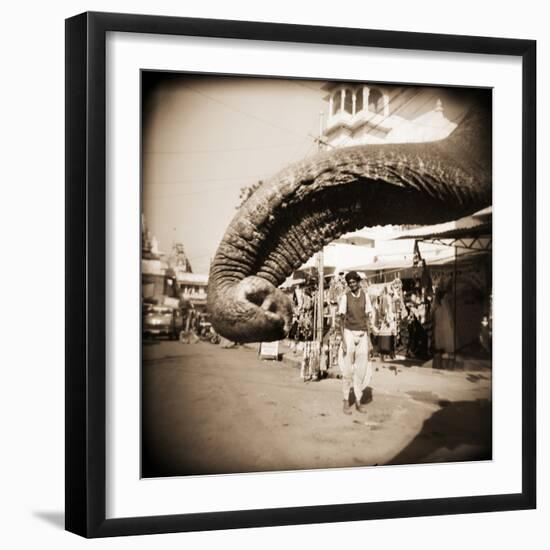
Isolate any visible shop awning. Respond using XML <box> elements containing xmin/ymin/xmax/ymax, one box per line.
<box><xmin>394</xmin><ymin>221</ymin><xmax>492</xmax><ymax>241</ymax></box>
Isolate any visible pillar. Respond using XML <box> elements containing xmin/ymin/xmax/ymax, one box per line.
<box><xmin>363</xmin><ymin>86</ymin><xmax>370</xmax><ymax>112</ymax></box>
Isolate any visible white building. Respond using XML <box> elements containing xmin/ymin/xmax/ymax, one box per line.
<box><xmin>321</xmin><ymin>82</ymin><xmax>457</xmax><ymax>148</ymax></box>
<box><xmin>300</xmin><ymin>82</ymin><xmax>481</xmax><ymax>278</ymax></box>
<box><xmin>177</xmin><ymin>272</ymin><xmax>209</xmax><ymax>310</ymax></box>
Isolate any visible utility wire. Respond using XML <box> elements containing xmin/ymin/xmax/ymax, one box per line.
<box><xmin>146</xmin><ymin>87</ymin><xmax>444</xmax><ymax>193</ymax></box>
<box><xmin>346</xmin><ymin>88</ymin><xmax>423</xmax><ymax>144</ymax></box>
<box><xmin>336</xmin><ymin>87</ymin><xmax>440</xmax><ymax>148</ymax></box>
<box><xmin>146</xmin><ymin>85</ymin><xmax>444</xmax><ymax>199</ymax></box>
<box><xmin>362</xmin><ymin>87</ymin><xmax>449</xmax><ymax>139</ymax></box>
<box><xmin>143</xmin><ymin>141</ymin><xmax>306</xmax><ymax>155</ymax></box>
<box><xmin>287</xmin><ymin>80</ymin><xmax>324</xmax><ymax>94</ymax></box>
<box><xmin>321</xmin><ymin>86</ymin><xmax>414</xmax><ymax>148</ymax></box>
<box><xmin>146</xmin><ymin>173</ymin><xmax>270</xmax><ymax>185</ymax></box>
<box><xmin>145</xmin><ymin>184</ymin><xmax>241</xmax><ymax>200</ymax></box>
<box><xmin>181</xmin><ymin>82</ymin><xmax>321</xmax><ymax>145</ymax></box>
<box><xmin>145</xmin><ymin>82</ymin><xmax>325</xmax><ymax>180</ymax></box>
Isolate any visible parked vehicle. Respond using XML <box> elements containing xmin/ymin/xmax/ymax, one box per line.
<box><xmin>143</xmin><ymin>304</ymin><xmax>183</xmax><ymax>340</ymax></box>
<box><xmin>197</xmin><ymin>313</ymin><xmax>212</xmax><ymax>336</ymax></box>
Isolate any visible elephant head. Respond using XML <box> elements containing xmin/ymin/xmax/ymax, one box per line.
<box><xmin>207</xmin><ymin>90</ymin><xmax>491</xmax><ymax>343</ymax></box>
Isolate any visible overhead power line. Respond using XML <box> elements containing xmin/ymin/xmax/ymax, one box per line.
<box><xmin>143</xmin><ymin>141</ymin><xmax>305</xmax><ymax>155</ymax></box>
<box><xmin>181</xmin><ymin>83</ymin><xmax>309</xmax><ymax>139</ymax></box>
<box><xmin>337</xmin><ymin>87</ymin><xmax>437</xmax><ymax>148</ymax></box>
<box><xmin>146</xmin><ymin>173</ymin><xmax>270</xmax><ymax>185</ymax></box>
<box><xmin>145</xmin><ymin>183</ymin><xmax>241</xmax><ymax>200</ymax></box>
<box><xmin>181</xmin><ymin>82</ymin><xmax>323</xmax><ymax>150</ymax></box>
<box><xmin>288</xmin><ymin>80</ymin><xmax>324</xmax><ymax>94</ymax></box>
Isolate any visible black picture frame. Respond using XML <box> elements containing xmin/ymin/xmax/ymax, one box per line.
<box><xmin>65</xmin><ymin>11</ymin><xmax>536</xmax><ymax>538</ymax></box>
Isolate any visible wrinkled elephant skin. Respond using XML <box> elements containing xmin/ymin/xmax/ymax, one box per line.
<box><xmin>208</xmin><ymin>92</ymin><xmax>492</xmax><ymax>343</ymax></box>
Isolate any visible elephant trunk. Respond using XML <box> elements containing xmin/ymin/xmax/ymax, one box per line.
<box><xmin>208</xmin><ymin>93</ymin><xmax>492</xmax><ymax>343</ymax></box>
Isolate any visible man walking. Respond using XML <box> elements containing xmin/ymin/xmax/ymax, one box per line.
<box><xmin>338</xmin><ymin>271</ymin><xmax>373</xmax><ymax>415</ymax></box>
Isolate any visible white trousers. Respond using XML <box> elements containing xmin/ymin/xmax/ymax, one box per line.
<box><xmin>339</xmin><ymin>329</ymin><xmax>373</xmax><ymax>401</ymax></box>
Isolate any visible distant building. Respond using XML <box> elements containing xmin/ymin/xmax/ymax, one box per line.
<box><xmin>291</xmin><ymin>81</ymin><xmax>493</xmax><ymax>298</ymax></box>
<box><xmin>142</xmin><ymin>214</ymin><xmax>165</xmax><ymax>300</ymax></box>
<box><xmin>141</xmin><ymin>215</ymin><xmax>198</xmax><ymax>303</ymax></box>
<box><xmin>168</xmin><ymin>242</ymin><xmax>193</xmax><ymax>274</ymax></box>
<box><xmin>177</xmin><ymin>273</ymin><xmax>209</xmax><ymax>311</ymax></box>
<box><xmin>321</xmin><ymin>82</ymin><xmax>457</xmax><ymax>148</ymax></box>
<box><xmin>141</xmin><ymin>213</ymin><xmax>158</xmax><ymax>260</ymax></box>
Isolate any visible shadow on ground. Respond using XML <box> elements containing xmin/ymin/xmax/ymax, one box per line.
<box><xmin>33</xmin><ymin>511</ymin><xmax>65</xmax><ymax>530</ymax></box>
<box><xmin>142</xmin><ymin>339</ymin><xmax>160</xmax><ymax>347</ymax></box>
<box><xmin>386</xmin><ymin>398</ymin><xmax>492</xmax><ymax>465</ymax></box>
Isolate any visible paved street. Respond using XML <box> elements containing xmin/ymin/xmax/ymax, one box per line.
<box><xmin>142</xmin><ymin>340</ymin><xmax>491</xmax><ymax>477</ymax></box>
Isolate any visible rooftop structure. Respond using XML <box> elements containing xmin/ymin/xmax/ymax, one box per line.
<box><xmin>321</xmin><ymin>82</ymin><xmax>457</xmax><ymax>148</ymax></box>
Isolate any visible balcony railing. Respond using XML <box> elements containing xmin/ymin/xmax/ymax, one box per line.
<box><xmin>326</xmin><ymin>108</ymin><xmax>398</xmax><ymax>135</ymax></box>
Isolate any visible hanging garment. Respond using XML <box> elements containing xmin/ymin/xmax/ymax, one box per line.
<box><xmin>433</xmin><ymin>296</ymin><xmax>455</xmax><ymax>353</ymax></box>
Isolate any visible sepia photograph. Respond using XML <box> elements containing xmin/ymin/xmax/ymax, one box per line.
<box><xmin>140</xmin><ymin>72</ymin><xmax>493</xmax><ymax>478</ymax></box>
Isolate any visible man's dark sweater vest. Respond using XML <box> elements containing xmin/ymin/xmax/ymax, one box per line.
<box><xmin>345</xmin><ymin>290</ymin><xmax>367</xmax><ymax>330</ymax></box>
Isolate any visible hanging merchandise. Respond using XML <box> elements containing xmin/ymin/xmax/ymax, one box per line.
<box><xmin>432</xmin><ymin>290</ymin><xmax>455</xmax><ymax>354</ymax></box>
<box><xmin>301</xmin><ymin>285</ymin><xmax>324</xmax><ymax>381</ymax></box>
<box><xmin>290</xmin><ymin>278</ymin><xmax>323</xmax><ymax>381</ymax></box>
<box><xmin>364</xmin><ymin>277</ymin><xmax>406</xmax><ymax>359</ymax></box>
<box><xmin>420</xmin><ymin>259</ymin><xmax>433</xmax><ymax>296</ymax></box>
<box><xmin>327</xmin><ymin>328</ymin><xmax>342</xmax><ymax>371</ymax></box>
<box><xmin>290</xmin><ymin>285</ymin><xmax>315</xmax><ymax>342</ymax></box>
<box><xmin>367</xmin><ymin>278</ymin><xmax>404</xmax><ymax>335</ymax></box>
<box><xmin>413</xmin><ymin>239</ymin><xmax>422</xmax><ymax>267</ymax></box>
<box><xmin>328</xmin><ymin>274</ymin><xmax>347</xmax><ymax>319</ymax></box>
<box><xmin>300</xmin><ymin>341</ymin><xmax>320</xmax><ymax>381</ymax></box>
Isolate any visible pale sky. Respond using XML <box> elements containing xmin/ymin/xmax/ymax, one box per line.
<box><xmin>142</xmin><ymin>74</ymin><xmax>471</xmax><ymax>274</ymax></box>
<box><xmin>142</xmin><ymin>74</ymin><xmax>326</xmax><ymax>274</ymax></box>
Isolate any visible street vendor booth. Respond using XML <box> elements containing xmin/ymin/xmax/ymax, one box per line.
<box><xmin>394</xmin><ymin>216</ymin><xmax>493</xmax><ymax>361</ymax></box>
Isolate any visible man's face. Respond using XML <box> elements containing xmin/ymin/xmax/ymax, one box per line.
<box><xmin>347</xmin><ymin>278</ymin><xmax>360</xmax><ymax>292</ymax></box>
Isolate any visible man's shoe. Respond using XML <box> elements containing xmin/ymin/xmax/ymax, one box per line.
<box><xmin>343</xmin><ymin>400</ymin><xmax>352</xmax><ymax>415</ymax></box>
<box><xmin>355</xmin><ymin>402</ymin><xmax>367</xmax><ymax>414</ymax></box>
